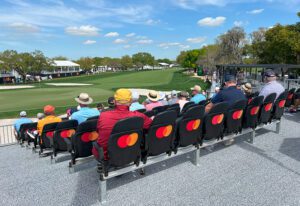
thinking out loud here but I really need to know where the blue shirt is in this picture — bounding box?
[211,86,246,106]
[191,94,206,104]
[71,107,100,124]
[130,102,145,111]
[14,118,33,132]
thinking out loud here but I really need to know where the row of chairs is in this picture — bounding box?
[18,90,287,171]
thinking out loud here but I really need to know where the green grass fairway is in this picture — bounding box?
[0,69,209,119]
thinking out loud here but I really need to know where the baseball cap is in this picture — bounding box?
[171,90,177,96]
[44,105,55,114]
[20,111,27,117]
[190,85,202,92]
[114,89,132,104]
[224,75,236,82]
[264,69,276,77]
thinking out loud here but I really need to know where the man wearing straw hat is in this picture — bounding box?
[93,89,152,159]
[71,93,100,124]
[144,90,163,111]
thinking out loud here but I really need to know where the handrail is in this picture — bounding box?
[0,124,17,146]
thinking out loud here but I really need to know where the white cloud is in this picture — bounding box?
[114,38,127,44]
[158,42,190,50]
[123,45,131,48]
[186,36,206,43]
[136,35,147,39]
[83,40,96,44]
[247,9,264,14]
[104,32,119,37]
[65,25,100,36]
[197,16,226,27]
[126,32,136,37]
[9,22,39,33]
[234,21,243,27]
[179,44,190,49]
[145,19,160,25]
[172,0,227,9]
[137,39,153,44]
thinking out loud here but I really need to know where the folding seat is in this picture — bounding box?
[243,96,264,129]
[202,102,229,141]
[52,120,78,157]
[174,105,204,150]
[142,110,177,163]
[18,122,37,145]
[285,88,296,107]
[153,105,168,114]
[144,110,156,118]
[70,119,98,164]
[39,122,58,155]
[259,93,276,124]
[136,108,146,113]
[272,91,288,120]
[181,102,195,114]
[199,100,207,106]
[167,103,180,116]
[225,100,247,134]
[86,115,99,121]
[93,117,144,177]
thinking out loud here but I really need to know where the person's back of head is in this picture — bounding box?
[19,111,27,118]
[264,69,277,83]
[224,75,237,87]
[97,103,104,111]
[114,89,132,106]
[107,96,115,108]
[37,112,45,120]
[75,93,93,108]
[44,105,56,116]
[179,91,189,100]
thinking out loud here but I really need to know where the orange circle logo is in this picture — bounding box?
[212,114,224,125]
[232,110,243,120]
[186,119,201,131]
[156,125,173,139]
[117,133,139,148]
[81,131,99,142]
[60,129,76,138]
[250,106,259,115]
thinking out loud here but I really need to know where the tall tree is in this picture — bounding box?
[132,52,155,69]
[76,57,94,71]
[120,55,133,70]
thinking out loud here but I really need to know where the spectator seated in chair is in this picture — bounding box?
[70,93,100,124]
[144,90,163,111]
[37,105,62,136]
[259,69,285,100]
[190,85,206,104]
[289,91,300,113]
[242,83,254,102]
[130,91,145,111]
[168,90,179,105]
[92,89,153,160]
[177,91,190,111]
[14,111,33,139]
[102,97,115,112]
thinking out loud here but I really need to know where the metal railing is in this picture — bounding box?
[284,79,300,90]
[0,124,17,146]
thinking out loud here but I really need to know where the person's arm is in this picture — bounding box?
[205,102,214,113]
[141,114,153,129]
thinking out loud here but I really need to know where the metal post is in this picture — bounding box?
[276,121,281,134]
[247,130,255,144]
[99,179,107,204]
[191,149,200,166]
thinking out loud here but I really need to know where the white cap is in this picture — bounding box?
[159,92,166,100]
[20,111,27,117]
[171,90,177,96]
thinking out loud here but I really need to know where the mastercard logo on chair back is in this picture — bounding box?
[117,133,139,148]
[81,131,99,142]
[156,125,173,139]
[186,119,201,131]
[60,129,76,138]
[46,131,54,138]
[232,110,243,120]
[212,114,224,125]
[287,94,293,100]
[264,103,273,112]
[250,106,260,115]
[278,100,286,108]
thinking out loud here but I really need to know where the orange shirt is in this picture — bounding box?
[37,115,62,135]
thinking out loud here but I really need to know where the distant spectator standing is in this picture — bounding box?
[159,92,169,106]
[259,69,285,99]
[37,105,62,135]
[145,90,163,111]
[190,85,206,104]
[168,90,179,105]
[177,91,190,111]
[130,91,145,111]
[14,111,33,136]
[71,93,100,124]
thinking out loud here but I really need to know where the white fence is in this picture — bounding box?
[0,124,17,146]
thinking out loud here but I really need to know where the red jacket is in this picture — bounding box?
[92,105,152,159]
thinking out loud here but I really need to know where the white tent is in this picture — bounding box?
[51,60,80,67]
[43,60,81,75]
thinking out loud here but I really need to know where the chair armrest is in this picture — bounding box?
[92,141,105,162]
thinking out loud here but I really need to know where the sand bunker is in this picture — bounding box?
[130,89,178,96]
[0,85,35,90]
[46,83,92,86]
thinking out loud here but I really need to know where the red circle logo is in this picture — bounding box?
[232,110,243,120]
[156,125,173,139]
[250,106,259,115]
[117,133,139,148]
[212,114,224,125]
[186,119,201,131]
[81,131,99,142]
[278,100,286,108]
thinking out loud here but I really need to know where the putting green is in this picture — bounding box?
[0,69,208,119]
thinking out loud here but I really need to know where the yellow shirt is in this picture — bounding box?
[37,115,62,135]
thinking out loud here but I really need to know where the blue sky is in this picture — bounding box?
[0,0,299,60]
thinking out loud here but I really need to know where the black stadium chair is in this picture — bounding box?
[199,100,207,106]
[272,91,288,120]
[225,99,247,134]
[94,117,144,177]
[181,102,195,113]
[52,120,78,156]
[243,96,264,129]
[144,110,156,118]
[202,102,229,141]
[39,122,59,155]
[174,105,204,150]
[86,115,99,121]
[18,122,37,145]
[136,108,146,113]
[167,103,180,116]
[259,93,276,124]
[142,110,177,163]
[70,119,98,164]
[152,105,168,114]
[285,88,295,107]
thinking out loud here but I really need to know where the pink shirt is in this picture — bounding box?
[178,99,189,111]
[145,101,163,111]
